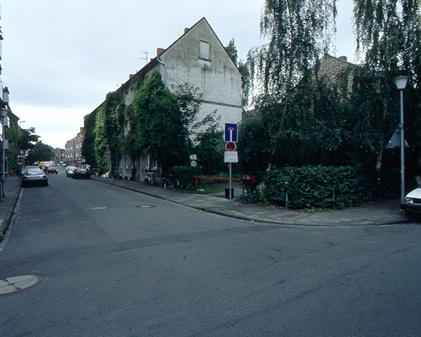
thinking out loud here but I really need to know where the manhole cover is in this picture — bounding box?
[0,274,47,296]
[136,205,155,208]
[91,206,109,210]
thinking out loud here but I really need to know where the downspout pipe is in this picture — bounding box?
[156,57,167,89]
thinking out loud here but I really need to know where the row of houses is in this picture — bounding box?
[63,17,355,180]
[64,17,243,179]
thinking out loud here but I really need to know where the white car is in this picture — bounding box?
[21,168,48,187]
[401,186,421,218]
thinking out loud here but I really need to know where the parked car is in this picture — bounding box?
[72,167,91,179]
[21,168,48,187]
[65,166,77,177]
[46,165,58,174]
[401,186,421,219]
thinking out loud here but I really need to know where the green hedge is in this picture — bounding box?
[262,165,369,209]
[168,166,197,190]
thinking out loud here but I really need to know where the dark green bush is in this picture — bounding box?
[168,166,197,190]
[262,165,369,209]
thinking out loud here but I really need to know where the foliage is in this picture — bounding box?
[238,111,269,176]
[193,129,225,175]
[225,39,238,65]
[93,109,109,175]
[240,70,360,171]
[81,112,97,169]
[246,0,337,96]
[167,166,197,190]
[172,82,205,141]
[26,142,53,164]
[103,91,125,177]
[263,165,368,209]
[6,113,22,171]
[17,127,40,151]
[238,0,421,201]
[353,0,421,177]
[128,71,190,172]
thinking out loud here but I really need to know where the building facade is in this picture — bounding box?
[64,128,84,167]
[66,17,243,180]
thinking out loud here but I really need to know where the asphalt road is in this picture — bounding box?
[1,172,420,336]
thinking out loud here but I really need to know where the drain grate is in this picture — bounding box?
[0,274,47,296]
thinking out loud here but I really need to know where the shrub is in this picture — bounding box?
[167,166,197,190]
[262,165,369,209]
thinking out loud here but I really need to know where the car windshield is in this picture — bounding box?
[25,170,44,175]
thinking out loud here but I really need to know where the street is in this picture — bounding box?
[1,172,421,336]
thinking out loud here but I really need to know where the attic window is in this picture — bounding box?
[199,40,210,60]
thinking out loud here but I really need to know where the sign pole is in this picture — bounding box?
[229,163,232,209]
[224,123,238,210]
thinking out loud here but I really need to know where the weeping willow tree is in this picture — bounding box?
[242,0,338,170]
[247,0,337,97]
[352,0,421,173]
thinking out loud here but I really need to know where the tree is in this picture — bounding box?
[26,142,53,165]
[240,0,339,170]
[238,111,270,176]
[247,0,337,96]
[353,0,421,173]
[225,39,251,107]
[225,39,238,65]
[18,127,40,152]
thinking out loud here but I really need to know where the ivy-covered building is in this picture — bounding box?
[75,17,242,180]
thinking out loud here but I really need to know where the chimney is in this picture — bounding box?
[338,56,347,62]
[184,28,190,34]
[157,48,166,56]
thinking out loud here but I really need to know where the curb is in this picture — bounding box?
[91,176,411,227]
[0,184,22,236]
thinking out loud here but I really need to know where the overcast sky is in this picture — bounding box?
[1,0,355,149]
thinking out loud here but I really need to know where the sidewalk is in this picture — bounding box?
[91,176,411,227]
[0,176,22,236]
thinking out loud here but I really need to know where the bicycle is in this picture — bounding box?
[163,174,179,190]
[144,169,159,186]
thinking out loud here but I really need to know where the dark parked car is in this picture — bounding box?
[21,168,48,187]
[72,167,91,179]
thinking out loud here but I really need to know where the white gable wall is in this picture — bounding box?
[158,19,242,129]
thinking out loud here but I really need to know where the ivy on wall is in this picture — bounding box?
[82,70,214,176]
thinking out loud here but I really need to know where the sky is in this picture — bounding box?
[1,0,356,149]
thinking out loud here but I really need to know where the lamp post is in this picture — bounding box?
[0,107,8,198]
[394,75,409,204]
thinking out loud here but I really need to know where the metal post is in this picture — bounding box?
[229,163,232,209]
[399,89,405,204]
[2,117,5,197]
[394,75,409,205]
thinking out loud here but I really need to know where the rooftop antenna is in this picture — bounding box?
[139,51,148,65]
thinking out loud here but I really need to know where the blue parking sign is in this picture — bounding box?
[225,123,238,142]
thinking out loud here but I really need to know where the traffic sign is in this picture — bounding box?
[225,142,237,151]
[224,123,238,142]
[224,151,238,163]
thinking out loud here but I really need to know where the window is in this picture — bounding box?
[199,40,210,60]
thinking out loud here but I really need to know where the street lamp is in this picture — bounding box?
[394,75,409,204]
[0,107,8,198]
